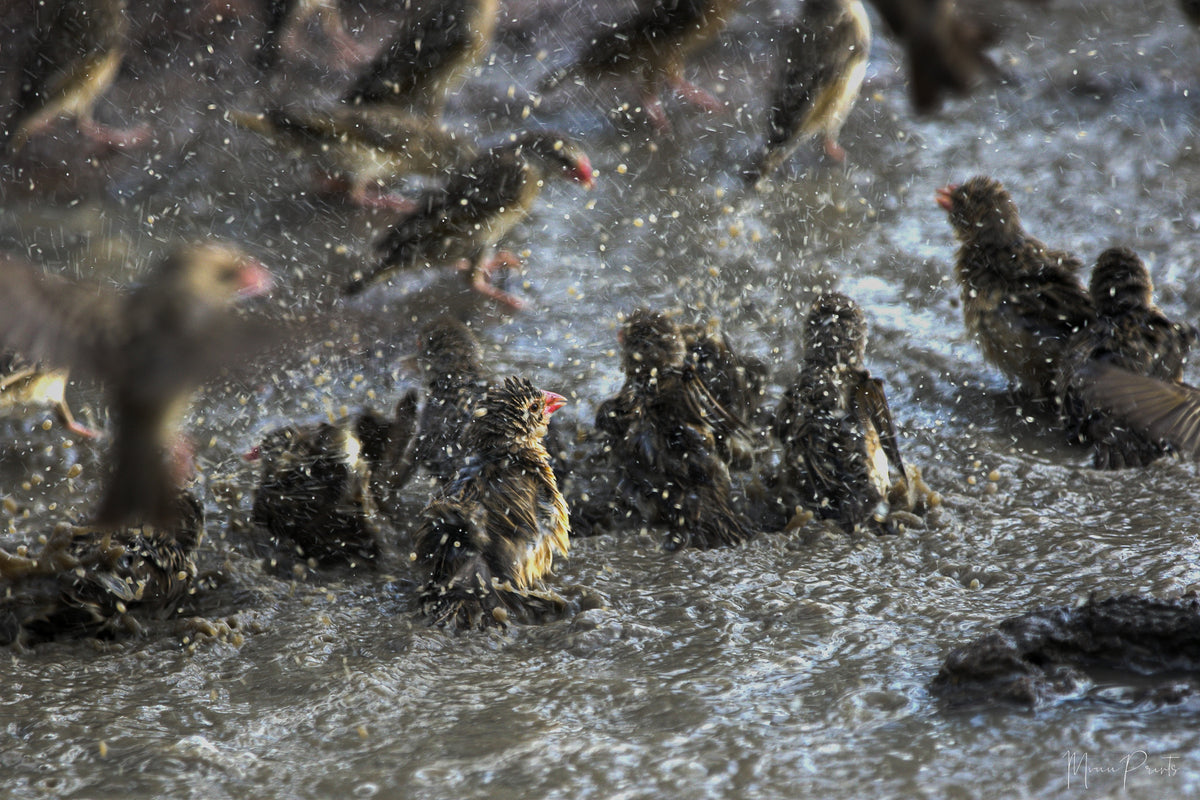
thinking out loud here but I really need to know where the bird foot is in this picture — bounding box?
[349,185,416,213]
[79,118,151,151]
[669,79,723,114]
[57,404,102,440]
[823,137,847,163]
[459,254,525,311]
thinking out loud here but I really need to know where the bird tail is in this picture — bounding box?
[664,502,756,552]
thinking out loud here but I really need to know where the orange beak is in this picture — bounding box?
[935,184,957,213]
[237,257,274,298]
[542,391,567,415]
[571,154,596,189]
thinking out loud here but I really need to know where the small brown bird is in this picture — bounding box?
[343,131,595,308]
[343,0,500,118]
[228,105,476,210]
[1058,247,1200,469]
[0,492,202,647]
[254,0,370,72]
[2,0,149,154]
[865,0,997,113]
[597,309,755,551]
[0,243,274,528]
[0,352,99,439]
[744,0,871,186]
[938,176,1095,402]
[772,293,910,533]
[250,414,387,566]
[412,376,570,629]
[392,317,491,489]
[538,0,742,131]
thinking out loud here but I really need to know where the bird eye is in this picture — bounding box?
[219,266,241,283]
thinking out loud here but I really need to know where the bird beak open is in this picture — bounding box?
[571,155,596,189]
[542,391,567,415]
[935,184,957,212]
[237,258,275,299]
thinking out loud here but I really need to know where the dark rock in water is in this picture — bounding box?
[0,492,203,647]
[931,593,1200,708]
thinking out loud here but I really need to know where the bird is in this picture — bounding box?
[254,0,370,72]
[679,318,769,468]
[0,352,99,439]
[937,176,1095,402]
[0,491,203,647]
[0,242,275,528]
[596,308,755,551]
[744,0,871,186]
[391,317,491,489]
[772,293,911,534]
[537,0,743,131]
[249,412,394,566]
[864,0,998,113]
[227,105,476,210]
[2,0,149,155]
[411,376,570,630]
[342,131,595,308]
[1058,247,1200,469]
[342,0,500,118]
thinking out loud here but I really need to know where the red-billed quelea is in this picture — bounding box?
[343,131,595,309]
[0,242,274,528]
[937,175,1095,402]
[412,376,570,630]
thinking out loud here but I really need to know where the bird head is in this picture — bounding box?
[512,132,596,189]
[468,376,563,451]
[417,316,484,383]
[1090,247,1154,316]
[803,292,868,369]
[620,308,686,380]
[156,241,274,310]
[936,176,1021,241]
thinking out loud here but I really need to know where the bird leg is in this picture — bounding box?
[458,252,525,311]
[78,114,152,151]
[639,92,671,134]
[668,76,723,114]
[55,400,101,440]
[823,136,847,163]
[348,182,416,213]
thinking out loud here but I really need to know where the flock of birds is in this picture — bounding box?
[0,0,1196,643]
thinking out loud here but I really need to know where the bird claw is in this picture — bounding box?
[823,137,847,163]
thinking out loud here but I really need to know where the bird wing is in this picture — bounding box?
[343,0,476,106]
[1077,362,1200,458]
[852,375,906,477]
[0,253,125,381]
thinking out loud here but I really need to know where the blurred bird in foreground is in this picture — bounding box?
[392,317,491,490]
[596,309,756,551]
[0,492,202,647]
[0,243,275,528]
[938,175,1095,403]
[254,0,371,72]
[865,0,998,112]
[537,0,742,131]
[228,105,476,210]
[1058,247,1200,469]
[343,0,500,118]
[772,293,919,534]
[744,0,871,186]
[412,376,570,630]
[0,352,99,439]
[2,0,149,154]
[343,131,595,309]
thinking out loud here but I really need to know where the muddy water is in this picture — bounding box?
[3,0,1200,797]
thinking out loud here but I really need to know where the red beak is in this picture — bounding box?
[935,184,957,212]
[571,154,596,189]
[542,391,567,415]
[237,258,274,298]
[244,445,261,461]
